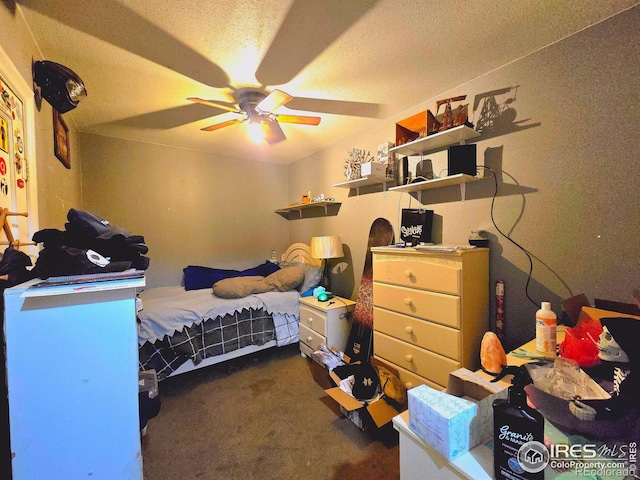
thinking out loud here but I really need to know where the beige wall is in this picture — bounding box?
[79,134,291,287]
[4,2,639,350]
[0,2,83,230]
[288,6,640,349]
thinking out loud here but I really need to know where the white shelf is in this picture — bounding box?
[275,200,341,219]
[389,173,482,202]
[390,125,480,156]
[333,175,396,197]
[389,174,480,193]
[333,175,394,189]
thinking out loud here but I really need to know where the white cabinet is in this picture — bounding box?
[4,277,145,479]
[298,296,355,357]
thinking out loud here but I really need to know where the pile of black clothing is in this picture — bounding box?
[31,208,150,279]
[0,245,34,287]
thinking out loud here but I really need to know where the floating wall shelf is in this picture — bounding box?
[390,124,480,156]
[389,173,482,202]
[275,200,341,220]
[332,175,396,198]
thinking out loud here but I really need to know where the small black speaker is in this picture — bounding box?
[448,144,477,176]
[394,156,410,185]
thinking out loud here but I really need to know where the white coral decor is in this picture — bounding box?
[344,148,373,181]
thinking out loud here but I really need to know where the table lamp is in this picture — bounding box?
[310,235,344,292]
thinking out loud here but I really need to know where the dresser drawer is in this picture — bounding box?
[373,283,460,328]
[374,307,460,360]
[374,331,460,387]
[299,305,326,336]
[299,323,325,351]
[373,355,443,391]
[374,257,460,294]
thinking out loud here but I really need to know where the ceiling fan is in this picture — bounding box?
[187,88,321,144]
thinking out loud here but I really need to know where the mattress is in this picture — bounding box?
[136,286,300,379]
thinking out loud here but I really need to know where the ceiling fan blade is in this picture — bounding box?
[275,114,321,126]
[255,0,379,86]
[18,0,230,88]
[201,118,243,132]
[261,118,287,144]
[255,89,293,114]
[187,97,239,113]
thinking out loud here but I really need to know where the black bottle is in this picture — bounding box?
[492,366,545,479]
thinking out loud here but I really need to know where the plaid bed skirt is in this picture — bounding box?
[138,308,275,380]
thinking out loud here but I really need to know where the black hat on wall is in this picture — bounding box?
[32,60,87,113]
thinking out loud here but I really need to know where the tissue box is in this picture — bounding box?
[408,384,477,460]
[446,368,508,448]
[360,161,386,177]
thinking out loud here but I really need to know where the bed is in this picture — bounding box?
[137,243,321,380]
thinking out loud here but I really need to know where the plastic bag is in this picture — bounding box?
[558,316,602,368]
[527,357,610,400]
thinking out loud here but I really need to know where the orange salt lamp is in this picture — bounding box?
[480,331,507,374]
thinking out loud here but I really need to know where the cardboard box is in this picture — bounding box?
[360,161,386,177]
[395,111,426,146]
[446,368,508,448]
[308,356,334,390]
[324,357,403,432]
[309,348,344,390]
[408,384,477,460]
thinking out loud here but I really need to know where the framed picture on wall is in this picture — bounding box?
[53,109,70,169]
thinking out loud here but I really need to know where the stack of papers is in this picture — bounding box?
[414,244,477,252]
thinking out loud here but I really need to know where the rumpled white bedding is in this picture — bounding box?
[137,286,300,345]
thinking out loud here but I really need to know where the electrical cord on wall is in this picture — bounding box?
[481,166,539,308]
[393,164,538,307]
[329,296,353,321]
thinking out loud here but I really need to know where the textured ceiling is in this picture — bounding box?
[15,0,638,164]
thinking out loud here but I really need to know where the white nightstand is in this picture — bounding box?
[298,295,355,358]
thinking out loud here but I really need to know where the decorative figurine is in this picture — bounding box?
[427,95,473,135]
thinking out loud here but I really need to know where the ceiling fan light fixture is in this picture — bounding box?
[247,121,265,143]
[189,87,319,145]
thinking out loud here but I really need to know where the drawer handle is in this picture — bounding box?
[404,354,413,363]
[307,336,313,343]
[404,298,412,306]
[404,326,413,335]
[307,318,313,325]
[405,382,413,389]
[404,269,412,277]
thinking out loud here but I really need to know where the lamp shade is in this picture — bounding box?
[310,236,344,259]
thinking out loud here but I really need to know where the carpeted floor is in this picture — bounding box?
[141,344,400,480]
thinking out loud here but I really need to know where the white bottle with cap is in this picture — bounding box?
[535,302,557,354]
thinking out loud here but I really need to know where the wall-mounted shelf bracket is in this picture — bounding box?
[275,200,341,220]
[389,173,482,203]
[333,175,395,199]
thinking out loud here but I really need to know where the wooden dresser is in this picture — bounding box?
[371,247,489,390]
